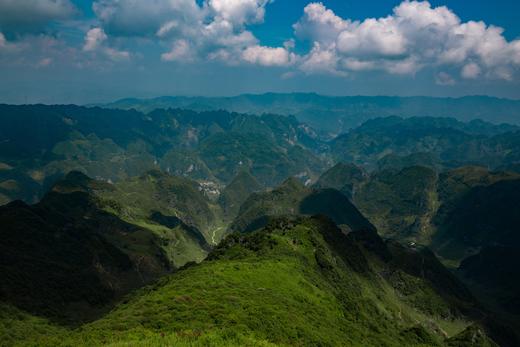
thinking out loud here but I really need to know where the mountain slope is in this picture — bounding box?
[218,170,263,220]
[56,170,220,267]
[0,188,169,323]
[4,216,509,346]
[312,162,366,199]
[331,116,520,170]
[0,105,326,204]
[231,178,374,233]
[315,164,520,251]
[314,163,520,324]
[353,166,438,242]
[0,169,239,325]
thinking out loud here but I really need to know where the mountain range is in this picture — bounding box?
[1,100,520,346]
[102,93,520,135]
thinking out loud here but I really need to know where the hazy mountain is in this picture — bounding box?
[102,93,520,135]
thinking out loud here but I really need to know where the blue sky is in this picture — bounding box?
[1,0,519,103]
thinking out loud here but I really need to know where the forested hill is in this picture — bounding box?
[0,104,326,204]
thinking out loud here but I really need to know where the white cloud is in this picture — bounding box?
[299,43,344,76]
[336,18,407,58]
[0,33,80,68]
[0,32,8,49]
[5,0,519,84]
[83,27,107,52]
[461,63,481,79]
[105,47,130,61]
[242,45,294,67]
[93,0,201,37]
[435,72,455,85]
[0,0,76,33]
[92,0,287,67]
[294,1,520,81]
[161,39,193,62]
[209,0,270,26]
[83,27,129,61]
[293,2,349,46]
[37,57,53,67]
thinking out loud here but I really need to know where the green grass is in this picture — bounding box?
[2,217,492,347]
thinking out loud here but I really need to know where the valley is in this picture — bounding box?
[3,0,520,345]
[1,102,520,346]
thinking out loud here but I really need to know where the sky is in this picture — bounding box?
[0,0,519,104]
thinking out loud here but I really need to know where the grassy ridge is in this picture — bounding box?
[2,217,499,346]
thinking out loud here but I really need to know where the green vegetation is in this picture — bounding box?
[1,216,504,346]
[331,116,520,170]
[0,189,169,323]
[0,170,222,324]
[2,102,520,346]
[0,105,326,204]
[353,166,438,243]
[219,170,263,220]
[231,178,374,233]
[313,162,365,199]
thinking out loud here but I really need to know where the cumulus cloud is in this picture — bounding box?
[93,0,201,37]
[242,45,294,67]
[83,27,107,52]
[208,0,271,26]
[0,33,79,69]
[92,0,291,67]
[435,72,455,86]
[4,0,519,84]
[293,2,350,46]
[0,32,10,50]
[300,43,343,75]
[161,39,193,62]
[461,63,481,79]
[294,1,520,81]
[83,27,129,61]
[0,0,76,33]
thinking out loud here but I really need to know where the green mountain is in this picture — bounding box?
[312,162,366,199]
[331,116,520,170]
[59,170,225,266]
[314,163,440,242]
[102,93,520,135]
[231,178,374,233]
[377,152,443,172]
[435,178,520,318]
[3,216,513,346]
[432,170,520,258]
[2,101,520,346]
[0,105,326,205]
[0,169,240,326]
[218,170,263,220]
[0,183,170,323]
[353,166,439,242]
[459,246,520,317]
[314,163,520,321]
[316,164,520,254]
